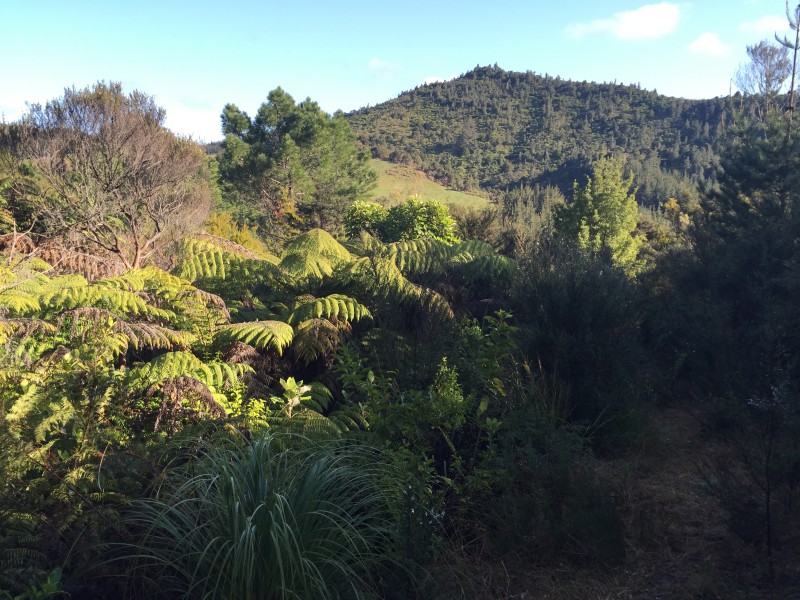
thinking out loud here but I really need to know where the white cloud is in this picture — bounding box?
[739,15,789,35]
[688,32,730,57]
[367,58,397,78]
[565,2,680,41]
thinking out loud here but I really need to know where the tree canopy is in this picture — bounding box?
[219,88,376,237]
[2,82,212,271]
[554,156,643,271]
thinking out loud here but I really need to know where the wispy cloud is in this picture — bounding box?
[565,2,680,41]
[688,32,730,57]
[367,58,397,80]
[739,15,789,35]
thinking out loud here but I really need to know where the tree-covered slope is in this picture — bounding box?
[347,65,754,206]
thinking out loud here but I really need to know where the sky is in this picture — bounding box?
[0,0,795,142]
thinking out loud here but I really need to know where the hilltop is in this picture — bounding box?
[347,65,754,207]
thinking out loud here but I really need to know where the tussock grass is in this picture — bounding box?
[117,433,408,599]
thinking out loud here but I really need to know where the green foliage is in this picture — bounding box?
[215,320,294,354]
[287,294,372,326]
[512,240,644,446]
[554,156,643,272]
[119,433,409,599]
[343,199,388,238]
[219,89,377,235]
[380,196,460,244]
[348,65,747,204]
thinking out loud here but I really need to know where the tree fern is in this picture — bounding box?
[279,251,334,280]
[174,236,286,294]
[126,350,252,393]
[291,318,342,364]
[287,294,372,326]
[215,320,294,354]
[283,228,352,264]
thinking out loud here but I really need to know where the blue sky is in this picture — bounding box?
[0,1,794,141]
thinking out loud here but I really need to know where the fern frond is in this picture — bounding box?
[127,351,251,391]
[338,256,408,299]
[279,251,334,280]
[39,286,175,321]
[264,410,342,437]
[175,238,285,288]
[283,228,352,264]
[0,291,40,316]
[114,321,197,351]
[0,317,56,340]
[302,382,334,413]
[450,239,497,257]
[455,253,519,279]
[342,230,382,256]
[328,404,370,433]
[215,321,294,354]
[197,361,253,391]
[291,318,341,363]
[192,233,280,263]
[287,294,372,326]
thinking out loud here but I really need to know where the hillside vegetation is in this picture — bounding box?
[2,43,800,599]
[348,65,755,208]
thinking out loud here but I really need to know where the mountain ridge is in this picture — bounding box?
[346,64,755,207]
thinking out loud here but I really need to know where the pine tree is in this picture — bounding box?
[554,157,642,272]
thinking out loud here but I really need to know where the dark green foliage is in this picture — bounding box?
[347,65,753,205]
[117,433,412,599]
[219,88,376,236]
[511,240,644,448]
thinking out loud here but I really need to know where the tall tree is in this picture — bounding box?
[4,82,212,270]
[735,40,792,118]
[219,89,376,237]
[554,156,642,272]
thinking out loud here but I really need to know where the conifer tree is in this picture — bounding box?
[554,157,642,272]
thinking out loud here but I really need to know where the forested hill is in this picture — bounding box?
[346,64,754,206]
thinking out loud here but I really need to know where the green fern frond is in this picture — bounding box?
[0,291,40,316]
[114,321,197,351]
[127,351,205,389]
[328,404,370,433]
[342,230,382,256]
[287,294,372,326]
[175,238,284,287]
[279,251,334,280]
[197,361,253,391]
[454,253,519,280]
[450,239,497,257]
[408,285,455,319]
[302,382,334,414]
[264,410,342,437]
[283,228,352,264]
[291,318,341,363]
[192,233,280,263]
[338,256,408,299]
[215,321,294,354]
[127,351,251,392]
[38,286,174,321]
[176,288,232,322]
[383,238,447,257]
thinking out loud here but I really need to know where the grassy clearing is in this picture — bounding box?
[369,159,490,210]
